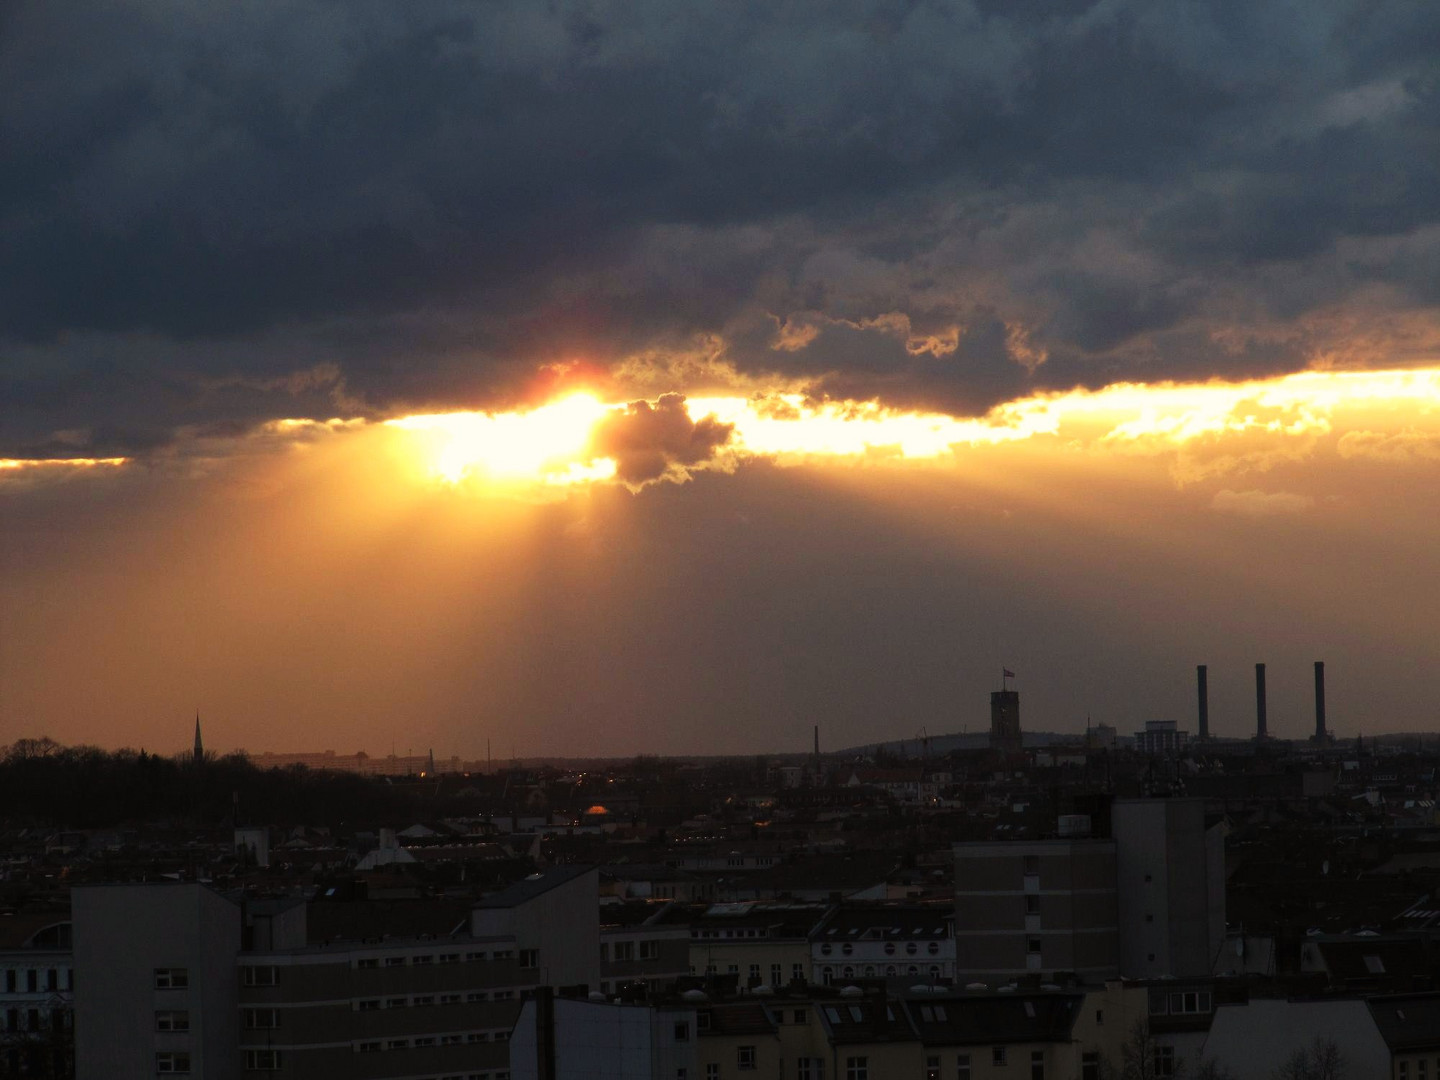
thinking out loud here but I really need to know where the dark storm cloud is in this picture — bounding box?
[590,394,734,487]
[4,0,1440,456]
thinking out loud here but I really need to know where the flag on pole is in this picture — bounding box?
[1003,668,1016,679]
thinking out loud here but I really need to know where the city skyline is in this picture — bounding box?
[4,2,1440,755]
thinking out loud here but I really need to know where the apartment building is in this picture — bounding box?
[599,915,691,995]
[660,902,824,988]
[953,838,1120,983]
[810,904,955,986]
[1111,798,1225,979]
[0,911,74,1076]
[72,866,600,1080]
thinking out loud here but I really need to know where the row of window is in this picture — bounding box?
[819,942,941,956]
[157,1055,512,1079]
[356,989,515,1010]
[1,968,70,994]
[357,1030,509,1051]
[699,963,808,984]
[1399,1059,1440,1080]
[353,949,515,970]
[602,940,660,961]
[3,1007,70,1033]
[691,928,768,939]
[819,964,943,981]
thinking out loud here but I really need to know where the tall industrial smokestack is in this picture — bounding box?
[1314,661,1326,742]
[1197,665,1209,740]
[813,725,819,757]
[1255,663,1267,739]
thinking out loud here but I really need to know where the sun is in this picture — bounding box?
[385,393,615,484]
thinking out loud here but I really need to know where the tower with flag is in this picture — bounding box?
[989,669,1022,755]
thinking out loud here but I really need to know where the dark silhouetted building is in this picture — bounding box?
[989,690,1022,755]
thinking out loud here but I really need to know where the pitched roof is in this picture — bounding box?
[1368,993,1440,1052]
[473,864,595,909]
[905,994,1083,1046]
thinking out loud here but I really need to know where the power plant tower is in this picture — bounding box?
[1196,665,1209,740]
[1314,661,1327,742]
[1255,663,1268,740]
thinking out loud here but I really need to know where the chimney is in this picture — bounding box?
[1255,663,1267,739]
[813,725,820,757]
[1197,665,1209,740]
[1314,661,1326,742]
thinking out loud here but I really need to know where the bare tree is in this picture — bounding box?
[1119,1019,1186,1080]
[1192,1060,1238,1080]
[1270,1038,1346,1080]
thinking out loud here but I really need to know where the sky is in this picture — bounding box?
[3,0,1439,757]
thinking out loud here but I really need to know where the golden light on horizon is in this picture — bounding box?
[6,366,1439,492]
[385,393,613,484]
[376,365,1440,490]
[0,456,130,472]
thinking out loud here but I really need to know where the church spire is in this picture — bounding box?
[193,711,204,765]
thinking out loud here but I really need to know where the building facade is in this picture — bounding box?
[953,839,1120,984]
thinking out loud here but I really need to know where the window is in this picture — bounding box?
[1082,1053,1100,1080]
[678,1070,688,1080]
[928,941,940,955]
[241,966,277,987]
[519,949,539,969]
[993,1047,1007,1066]
[45,970,57,992]
[1025,894,1041,915]
[793,1009,807,1024]
[738,1045,757,1070]
[675,1021,690,1041]
[3,971,11,993]
[749,964,761,983]
[386,997,408,1009]
[357,999,381,1011]
[441,993,462,1004]
[640,940,660,961]
[466,951,488,961]
[842,944,854,956]
[1027,937,1042,954]
[927,1055,942,1080]
[707,1067,720,1080]
[1023,856,1039,874]
[357,958,379,969]
[415,1037,436,1047]
[1154,1047,1176,1078]
[412,955,434,965]
[905,943,917,955]
[244,1050,281,1070]
[243,1008,278,1029]
[155,1010,190,1032]
[957,1055,971,1080]
[414,995,435,1006]
[25,971,36,993]
[154,968,189,989]
[845,1057,868,1080]
[772,964,783,985]
[1031,1050,1045,1080]
[358,1041,381,1053]
[388,1039,410,1050]
[698,1012,712,1032]
[613,942,635,962]
[792,963,805,982]
[156,1053,191,1074]
[440,952,460,964]
[1418,1060,1427,1080]
[1095,1009,1104,1026]
[1398,1065,1408,1080]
